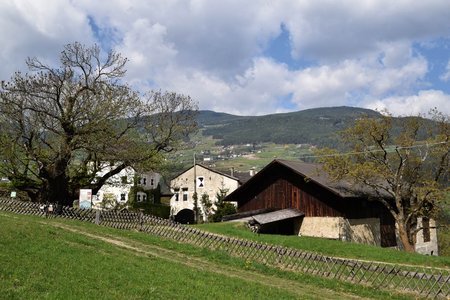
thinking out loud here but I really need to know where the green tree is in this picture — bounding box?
[315,111,449,252]
[200,192,213,222]
[211,188,236,222]
[100,193,118,210]
[0,42,197,206]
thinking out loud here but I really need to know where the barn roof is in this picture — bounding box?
[225,159,390,202]
[274,159,357,197]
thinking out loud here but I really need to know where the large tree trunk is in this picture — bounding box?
[47,175,72,207]
[40,156,72,207]
[397,220,415,252]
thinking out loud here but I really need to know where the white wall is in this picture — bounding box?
[138,172,161,190]
[93,165,135,209]
[92,165,162,209]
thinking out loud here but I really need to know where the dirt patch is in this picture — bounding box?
[242,153,258,160]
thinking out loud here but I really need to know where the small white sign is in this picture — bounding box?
[79,189,92,209]
[10,191,16,198]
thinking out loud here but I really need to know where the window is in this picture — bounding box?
[137,192,148,202]
[143,177,147,185]
[423,217,430,242]
[197,176,205,188]
[120,193,126,201]
[174,188,180,201]
[150,178,154,186]
[182,188,188,201]
[121,176,128,184]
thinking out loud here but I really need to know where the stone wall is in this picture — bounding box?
[415,217,439,256]
[345,218,381,246]
[299,217,343,239]
[298,217,381,246]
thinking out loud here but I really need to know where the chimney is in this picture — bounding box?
[230,167,234,177]
[249,168,255,176]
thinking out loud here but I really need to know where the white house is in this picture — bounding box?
[170,164,240,223]
[92,163,162,209]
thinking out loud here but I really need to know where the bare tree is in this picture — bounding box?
[0,42,197,206]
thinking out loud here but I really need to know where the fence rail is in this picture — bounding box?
[0,198,448,298]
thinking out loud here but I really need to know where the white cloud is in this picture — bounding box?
[1,0,450,117]
[74,0,282,77]
[144,51,430,116]
[149,57,292,115]
[363,90,450,116]
[116,19,177,85]
[283,49,428,110]
[0,0,94,80]
[283,1,450,62]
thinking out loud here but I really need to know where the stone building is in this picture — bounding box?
[170,164,240,223]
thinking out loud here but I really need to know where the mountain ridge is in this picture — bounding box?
[197,106,381,147]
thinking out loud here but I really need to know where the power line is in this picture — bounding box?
[300,141,449,159]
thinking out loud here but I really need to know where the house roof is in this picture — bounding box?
[252,208,304,225]
[231,171,253,184]
[225,159,390,202]
[171,163,241,183]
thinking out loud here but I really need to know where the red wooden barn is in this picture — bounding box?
[224,159,397,247]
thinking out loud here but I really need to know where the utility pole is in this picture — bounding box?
[193,153,198,223]
[193,153,197,195]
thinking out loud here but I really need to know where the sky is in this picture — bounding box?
[1,0,450,116]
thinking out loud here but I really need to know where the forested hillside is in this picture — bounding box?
[198,106,380,147]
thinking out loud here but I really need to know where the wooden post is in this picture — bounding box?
[95,210,101,225]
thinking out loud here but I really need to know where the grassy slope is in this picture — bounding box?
[196,222,450,268]
[0,212,412,300]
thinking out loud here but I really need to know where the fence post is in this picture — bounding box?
[95,210,101,225]
[139,211,144,231]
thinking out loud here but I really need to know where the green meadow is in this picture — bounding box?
[0,212,437,299]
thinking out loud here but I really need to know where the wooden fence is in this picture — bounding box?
[0,198,448,299]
